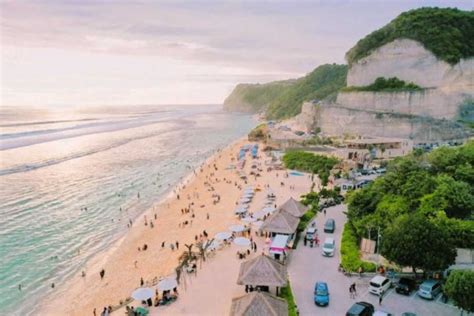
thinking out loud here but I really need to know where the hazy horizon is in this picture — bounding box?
[1,0,471,107]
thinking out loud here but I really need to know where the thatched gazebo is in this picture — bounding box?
[230,291,288,316]
[237,254,287,294]
[278,197,308,218]
[261,209,299,237]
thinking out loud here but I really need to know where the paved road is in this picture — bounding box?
[288,204,463,316]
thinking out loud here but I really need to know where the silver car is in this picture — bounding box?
[417,280,442,300]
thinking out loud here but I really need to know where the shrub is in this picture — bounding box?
[282,151,339,186]
[340,223,376,272]
[279,281,298,316]
[341,77,423,92]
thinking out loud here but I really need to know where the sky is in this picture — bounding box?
[0,0,471,107]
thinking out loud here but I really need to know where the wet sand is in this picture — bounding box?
[40,138,313,315]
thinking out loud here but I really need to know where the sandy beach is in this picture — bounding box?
[40,137,313,315]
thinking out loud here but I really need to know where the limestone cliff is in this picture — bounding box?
[296,39,473,142]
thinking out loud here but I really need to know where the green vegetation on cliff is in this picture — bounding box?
[266,64,348,119]
[223,80,294,113]
[346,8,474,65]
[224,64,347,119]
[342,77,423,92]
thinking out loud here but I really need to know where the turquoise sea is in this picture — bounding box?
[0,104,255,315]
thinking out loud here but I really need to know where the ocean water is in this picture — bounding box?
[0,104,255,315]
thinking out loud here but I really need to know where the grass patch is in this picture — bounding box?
[341,77,423,92]
[340,223,377,272]
[279,281,298,316]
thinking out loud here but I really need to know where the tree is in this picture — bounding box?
[434,175,474,219]
[381,214,456,274]
[444,270,474,315]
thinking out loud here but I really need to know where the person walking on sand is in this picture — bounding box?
[100,269,105,280]
[175,241,179,250]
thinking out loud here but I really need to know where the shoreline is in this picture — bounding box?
[38,136,253,315]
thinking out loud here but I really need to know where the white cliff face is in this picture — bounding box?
[336,89,467,120]
[347,39,474,92]
[305,39,474,142]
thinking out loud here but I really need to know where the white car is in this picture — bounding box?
[321,237,335,257]
[369,276,391,295]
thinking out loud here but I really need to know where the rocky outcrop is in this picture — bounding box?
[299,39,473,142]
[347,39,474,92]
[336,89,467,120]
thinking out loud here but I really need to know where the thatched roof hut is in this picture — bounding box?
[237,254,288,287]
[261,209,299,235]
[230,291,288,316]
[279,197,307,218]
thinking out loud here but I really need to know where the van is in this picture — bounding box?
[322,237,335,257]
[324,218,335,233]
[417,280,441,300]
[368,276,391,295]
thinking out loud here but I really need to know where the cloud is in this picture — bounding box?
[1,0,471,106]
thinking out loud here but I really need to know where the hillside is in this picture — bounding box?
[223,80,294,113]
[346,7,474,65]
[224,64,347,119]
[265,64,348,119]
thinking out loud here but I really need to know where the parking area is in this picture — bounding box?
[288,204,463,316]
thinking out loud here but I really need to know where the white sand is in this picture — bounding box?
[40,138,313,315]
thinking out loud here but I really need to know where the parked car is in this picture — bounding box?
[395,277,416,295]
[369,276,391,295]
[417,280,442,300]
[305,227,317,241]
[324,218,335,233]
[346,301,374,316]
[314,281,329,306]
[322,237,335,257]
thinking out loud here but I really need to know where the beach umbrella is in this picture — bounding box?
[234,237,251,247]
[131,287,154,300]
[241,216,257,223]
[242,192,254,197]
[243,188,254,193]
[253,210,268,219]
[157,277,178,291]
[234,207,248,214]
[229,224,246,233]
[239,197,251,204]
[262,206,276,213]
[252,220,263,229]
[214,231,232,240]
[207,239,222,250]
